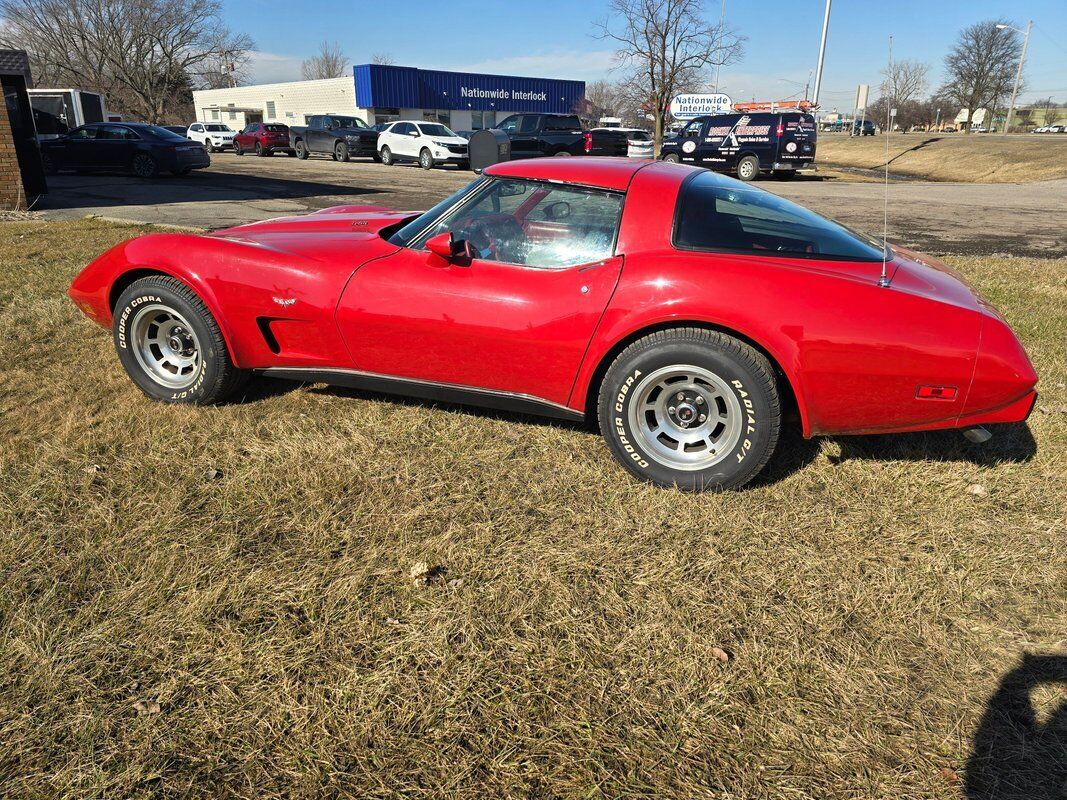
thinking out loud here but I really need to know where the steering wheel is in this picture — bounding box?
[457,215,527,263]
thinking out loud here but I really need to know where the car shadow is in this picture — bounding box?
[236,378,1034,482]
[965,654,1067,800]
[34,169,385,213]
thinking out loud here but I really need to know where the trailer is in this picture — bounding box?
[28,89,107,139]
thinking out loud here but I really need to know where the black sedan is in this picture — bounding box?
[40,122,210,178]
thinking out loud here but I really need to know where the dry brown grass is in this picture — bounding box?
[1,219,1065,799]
[817,134,1067,182]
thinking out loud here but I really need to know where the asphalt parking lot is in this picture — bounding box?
[35,151,1067,257]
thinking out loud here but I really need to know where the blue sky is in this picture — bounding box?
[231,0,1067,108]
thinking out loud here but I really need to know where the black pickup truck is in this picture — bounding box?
[494,113,629,158]
[290,115,380,162]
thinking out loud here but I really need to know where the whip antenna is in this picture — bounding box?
[879,34,893,288]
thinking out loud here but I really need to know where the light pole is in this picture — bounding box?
[996,20,1032,135]
[712,0,728,92]
[811,0,832,107]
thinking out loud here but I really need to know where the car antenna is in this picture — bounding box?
[879,34,893,288]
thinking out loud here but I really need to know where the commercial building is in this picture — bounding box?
[191,64,585,131]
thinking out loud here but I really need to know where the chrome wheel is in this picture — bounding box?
[627,365,743,471]
[130,303,201,388]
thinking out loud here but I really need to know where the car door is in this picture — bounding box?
[510,115,542,157]
[390,122,413,158]
[59,125,98,168]
[335,177,626,406]
[188,123,204,145]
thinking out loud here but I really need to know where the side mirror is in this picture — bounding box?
[425,232,473,265]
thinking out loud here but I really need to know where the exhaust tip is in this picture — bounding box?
[962,426,993,444]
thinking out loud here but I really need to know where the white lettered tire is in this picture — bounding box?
[113,276,248,404]
[598,328,781,490]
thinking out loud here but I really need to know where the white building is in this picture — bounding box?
[192,77,360,129]
[191,65,586,132]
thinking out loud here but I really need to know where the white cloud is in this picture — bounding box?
[246,50,305,84]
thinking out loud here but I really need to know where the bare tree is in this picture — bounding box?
[301,40,348,80]
[584,80,623,120]
[878,59,929,106]
[370,52,395,66]
[1040,98,1059,126]
[0,0,252,122]
[938,19,1024,133]
[596,0,744,152]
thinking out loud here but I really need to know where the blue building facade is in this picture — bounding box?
[353,64,585,130]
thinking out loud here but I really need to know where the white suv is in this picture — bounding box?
[377,121,469,169]
[187,122,236,152]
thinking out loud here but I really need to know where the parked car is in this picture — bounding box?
[289,115,379,162]
[162,125,188,138]
[377,121,469,169]
[40,122,209,177]
[1050,125,1066,134]
[186,122,235,152]
[661,112,817,181]
[234,122,295,157]
[852,119,876,136]
[493,113,630,158]
[68,158,1037,491]
[594,127,654,159]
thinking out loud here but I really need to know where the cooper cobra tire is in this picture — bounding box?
[598,328,780,491]
[113,276,248,405]
[661,153,681,163]
[737,155,760,182]
[296,140,309,159]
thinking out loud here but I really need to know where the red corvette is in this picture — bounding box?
[68,158,1037,489]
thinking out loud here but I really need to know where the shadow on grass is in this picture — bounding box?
[965,654,1067,800]
[829,424,1037,467]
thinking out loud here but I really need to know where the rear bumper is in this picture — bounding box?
[772,161,816,171]
[955,390,1037,428]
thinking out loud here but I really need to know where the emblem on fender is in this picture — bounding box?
[272,297,296,307]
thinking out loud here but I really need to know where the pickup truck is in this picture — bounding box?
[493,113,629,158]
[290,114,380,162]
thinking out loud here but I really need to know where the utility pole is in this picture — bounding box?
[999,20,1032,135]
[712,0,727,92]
[811,0,832,108]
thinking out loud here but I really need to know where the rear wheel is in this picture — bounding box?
[736,155,760,182]
[296,140,309,159]
[131,153,158,178]
[255,142,265,157]
[113,276,248,404]
[335,141,350,162]
[419,148,434,170]
[380,145,393,166]
[597,328,781,491]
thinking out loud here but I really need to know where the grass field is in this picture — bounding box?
[817,134,1067,183]
[1,219,1064,799]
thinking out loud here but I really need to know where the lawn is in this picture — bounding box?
[1,219,1064,799]
[817,133,1067,182]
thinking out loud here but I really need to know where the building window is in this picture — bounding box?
[265,101,276,118]
[228,103,236,121]
[423,109,450,125]
[210,108,219,120]
[472,110,496,130]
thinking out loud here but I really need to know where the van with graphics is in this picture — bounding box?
[660,112,816,181]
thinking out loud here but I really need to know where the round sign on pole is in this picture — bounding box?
[670,93,733,120]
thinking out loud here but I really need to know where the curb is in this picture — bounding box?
[84,214,207,232]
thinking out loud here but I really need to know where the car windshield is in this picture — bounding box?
[205,124,231,132]
[418,123,457,137]
[676,172,887,261]
[387,179,488,247]
[143,125,189,141]
[331,117,367,129]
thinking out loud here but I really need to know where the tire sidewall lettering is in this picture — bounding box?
[116,294,161,350]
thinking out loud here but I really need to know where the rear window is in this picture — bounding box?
[264,124,287,132]
[544,115,581,131]
[675,172,885,261]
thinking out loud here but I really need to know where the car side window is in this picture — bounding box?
[68,126,96,140]
[497,115,520,133]
[681,119,704,138]
[416,178,623,269]
[518,115,541,134]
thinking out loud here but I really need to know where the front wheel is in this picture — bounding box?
[113,276,248,405]
[661,153,681,163]
[597,328,781,491]
[234,142,244,156]
[255,142,265,157]
[295,140,309,159]
[335,142,350,162]
[736,155,760,182]
[380,145,393,166]
[419,148,434,170]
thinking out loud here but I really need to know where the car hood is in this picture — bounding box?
[429,136,468,145]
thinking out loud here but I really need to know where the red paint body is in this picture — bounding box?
[233,123,294,154]
[68,158,1038,436]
